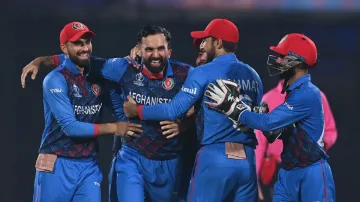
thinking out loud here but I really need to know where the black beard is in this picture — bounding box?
[143,58,166,74]
[279,67,296,80]
[68,54,90,68]
[206,45,216,62]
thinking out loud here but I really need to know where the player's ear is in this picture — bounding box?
[60,44,68,55]
[217,39,224,50]
[167,49,172,58]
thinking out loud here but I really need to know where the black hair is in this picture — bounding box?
[211,37,237,53]
[137,25,172,49]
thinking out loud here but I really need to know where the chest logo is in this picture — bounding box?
[162,78,175,90]
[91,84,101,96]
[134,72,145,86]
[72,84,82,98]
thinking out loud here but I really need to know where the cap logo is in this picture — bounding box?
[72,22,85,30]
[278,35,288,45]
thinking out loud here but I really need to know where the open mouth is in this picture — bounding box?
[78,52,90,59]
[150,59,161,67]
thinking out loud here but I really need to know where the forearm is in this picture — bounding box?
[34,56,58,68]
[62,122,115,137]
[96,123,117,135]
[140,92,198,121]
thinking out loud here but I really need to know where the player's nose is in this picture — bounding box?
[152,49,160,57]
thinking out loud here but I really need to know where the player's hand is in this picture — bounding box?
[21,60,41,88]
[123,96,139,118]
[115,122,142,138]
[115,122,129,137]
[186,106,195,117]
[130,45,141,59]
[253,102,269,114]
[126,123,143,138]
[160,120,180,139]
[125,45,141,69]
[204,78,251,122]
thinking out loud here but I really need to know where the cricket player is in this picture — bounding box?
[256,80,338,201]
[177,38,208,202]
[32,22,128,202]
[22,25,193,202]
[205,33,336,202]
[123,18,263,201]
[194,38,207,66]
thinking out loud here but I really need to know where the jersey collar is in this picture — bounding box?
[212,53,237,62]
[140,58,173,80]
[287,74,311,91]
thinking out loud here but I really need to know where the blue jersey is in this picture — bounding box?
[139,54,263,147]
[54,55,124,155]
[95,57,194,160]
[240,74,328,169]
[39,58,106,158]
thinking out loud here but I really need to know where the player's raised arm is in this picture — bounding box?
[43,72,117,137]
[21,53,138,87]
[205,78,313,131]
[239,88,312,131]
[21,54,66,88]
[124,68,207,121]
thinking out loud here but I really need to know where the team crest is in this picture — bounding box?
[72,22,85,30]
[91,84,101,96]
[162,78,175,90]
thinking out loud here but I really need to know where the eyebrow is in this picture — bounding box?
[145,45,165,50]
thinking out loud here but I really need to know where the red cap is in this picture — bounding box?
[60,22,95,45]
[270,33,317,66]
[190,18,239,43]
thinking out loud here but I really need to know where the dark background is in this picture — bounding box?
[4,1,360,201]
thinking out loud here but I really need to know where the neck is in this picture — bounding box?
[215,50,231,58]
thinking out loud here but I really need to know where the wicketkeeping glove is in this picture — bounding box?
[204,78,251,123]
[252,102,269,114]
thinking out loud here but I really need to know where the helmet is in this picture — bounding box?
[267,33,317,76]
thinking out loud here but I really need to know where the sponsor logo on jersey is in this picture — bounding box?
[284,102,293,110]
[50,88,63,93]
[181,86,197,95]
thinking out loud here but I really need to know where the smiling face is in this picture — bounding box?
[61,34,93,68]
[196,49,207,66]
[139,33,169,74]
